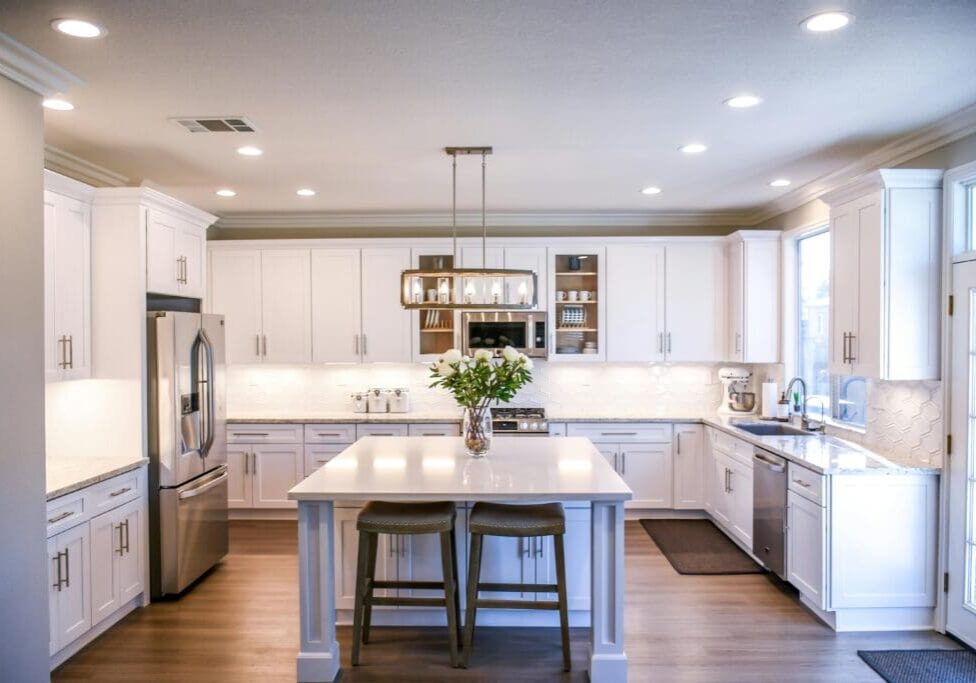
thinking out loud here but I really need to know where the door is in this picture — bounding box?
[117,498,145,604]
[226,446,251,507]
[209,249,263,364]
[311,249,363,363]
[476,534,531,601]
[50,192,92,380]
[853,194,883,379]
[728,460,754,546]
[947,259,976,645]
[261,250,312,363]
[361,247,412,362]
[177,222,205,298]
[251,444,303,508]
[90,509,122,625]
[55,523,91,650]
[146,208,180,295]
[620,443,673,508]
[787,491,826,609]
[665,243,726,362]
[711,454,732,526]
[607,245,665,361]
[673,425,703,509]
[829,201,859,375]
[535,506,591,611]
[727,240,744,362]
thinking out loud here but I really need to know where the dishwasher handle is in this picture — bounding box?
[753,451,785,472]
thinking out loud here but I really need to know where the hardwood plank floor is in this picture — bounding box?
[53,520,956,682]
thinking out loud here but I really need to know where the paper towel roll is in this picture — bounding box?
[761,381,779,419]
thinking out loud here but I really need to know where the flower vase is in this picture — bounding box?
[462,408,493,458]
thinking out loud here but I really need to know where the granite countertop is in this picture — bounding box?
[227,412,463,424]
[47,456,149,501]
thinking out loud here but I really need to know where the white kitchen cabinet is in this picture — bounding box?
[227,441,303,509]
[261,250,312,363]
[226,445,252,507]
[787,490,826,610]
[709,455,732,527]
[43,183,92,382]
[311,249,363,363]
[361,247,412,362]
[823,169,943,380]
[48,522,91,654]
[728,458,753,546]
[146,209,208,298]
[503,246,548,308]
[606,244,666,362]
[664,243,726,362]
[208,249,263,364]
[90,497,144,627]
[334,507,396,609]
[727,232,779,363]
[706,428,753,547]
[461,245,504,269]
[304,444,347,477]
[672,424,703,509]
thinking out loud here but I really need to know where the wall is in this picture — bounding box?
[0,75,51,681]
[226,362,730,419]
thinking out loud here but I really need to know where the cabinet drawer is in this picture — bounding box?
[567,422,672,443]
[788,463,825,506]
[90,470,142,514]
[227,423,303,444]
[304,424,357,444]
[357,424,409,438]
[46,494,87,538]
[305,444,347,477]
[407,423,460,437]
[548,422,568,437]
[710,428,752,463]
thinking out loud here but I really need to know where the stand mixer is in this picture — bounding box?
[717,367,756,415]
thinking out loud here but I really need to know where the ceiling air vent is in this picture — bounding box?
[170,116,258,133]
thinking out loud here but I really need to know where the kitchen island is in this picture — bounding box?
[288,435,632,683]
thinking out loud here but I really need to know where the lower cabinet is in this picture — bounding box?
[594,442,672,508]
[48,524,91,655]
[706,429,753,548]
[227,443,303,508]
[672,424,703,509]
[787,490,826,609]
[90,498,144,626]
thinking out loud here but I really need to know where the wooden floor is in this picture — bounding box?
[53,520,957,682]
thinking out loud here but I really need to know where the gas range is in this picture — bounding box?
[491,407,549,435]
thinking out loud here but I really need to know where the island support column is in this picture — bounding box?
[589,500,628,682]
[296,500,341,682]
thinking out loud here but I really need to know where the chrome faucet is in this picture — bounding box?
[805,395,827,433]
[784,377,807,429]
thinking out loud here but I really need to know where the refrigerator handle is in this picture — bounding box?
[197,328,217,458]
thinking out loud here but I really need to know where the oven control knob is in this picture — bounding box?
[529,422,539,430]
[539,421,547,431]
[520,421,529,431]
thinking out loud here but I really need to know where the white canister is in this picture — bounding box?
[351,392,368,413]
[389,388,410,413]
[367,388,389,413]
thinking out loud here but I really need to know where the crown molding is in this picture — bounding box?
[820,168,943,207]
[214,209,755,230]
[747,101,976,225]
[44,145,129,188]
[94,186,218,227]
[43,169,96,201]
[0,32,81,97]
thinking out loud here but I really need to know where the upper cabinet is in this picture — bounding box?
[360,247,412,362]
[145,199,214,299]
[312,249,363,363]
[664,243,726,362]
[44,172,93,382]
[823,169,943,380]
[726,232,780,364]
[606,244,665,362]
[548,246,607,361]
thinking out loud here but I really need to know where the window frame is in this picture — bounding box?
[794,226,830,407]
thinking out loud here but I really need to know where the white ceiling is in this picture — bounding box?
[3,0,976,222]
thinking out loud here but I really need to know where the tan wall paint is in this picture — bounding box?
[0,76,50,680]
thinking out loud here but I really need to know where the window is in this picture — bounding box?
[969,183,976,250]
[795,228,867,428]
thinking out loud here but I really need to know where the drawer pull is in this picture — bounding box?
[793,479,812,488]
[109,486,132,497]
[600,432,638,437]
[316,432,343,437]
[232,432,270,437]
[48,510,74,524]
[422,433,448,436]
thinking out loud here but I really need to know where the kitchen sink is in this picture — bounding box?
[733,422,816,437]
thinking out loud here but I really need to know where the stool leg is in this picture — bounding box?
[351,530,372,666]
[553,533,571,672]
[449,529,462,646]
[439,531,460,667]
[362,530,379,644]
[461,532,484,669]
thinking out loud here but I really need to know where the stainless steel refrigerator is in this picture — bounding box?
[147,311,228,597]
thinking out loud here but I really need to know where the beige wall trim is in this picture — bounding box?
[0,31,81,97]
[44,145,129,188]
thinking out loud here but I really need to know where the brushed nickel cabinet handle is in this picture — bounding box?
[256,334,261,357]
[317,432,343,437]
[354,334,360,355]
[116,524,124,556]
[621,452,626,475]
[243,451,249,474]
[658,332,663,353]
[52,552,63,591]
[793,478,812,488]
[123,519,130,554]
[66,335,73,369]
[63,547,70,588]
[48,510,74,524]
[847,333,856,363]
[667,333,672,354]
[252,452,257,474]
[109,486,132,497]
[262,335,268,357]
[232,432,270,437]
[362,334,367,356]
[676,433,682,455]
[601,432,638,437]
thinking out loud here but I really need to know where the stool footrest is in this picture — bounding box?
[368,596,448,608]
[475,598,561,610]
[371,580,446,591]
[478,582,559,593]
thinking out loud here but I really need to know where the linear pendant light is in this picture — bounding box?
[399,146,538,310]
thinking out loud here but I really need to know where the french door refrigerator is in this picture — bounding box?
[147,311,228,597]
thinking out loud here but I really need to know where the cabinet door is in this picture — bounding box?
[606,245,665,362]
[711,455,732,527]
[853,194,883,379]
[727,240,744,362]
[475,533,532,601]
[361,248,412,362]
[829,202,859,375]
[672,425,703,509]
[304,444,346,477]
[146,208,180,296]
[311,249,363,363]
[504,246,548,308]
[226,445,252,507]
[535,506,591,611]
[48,536,60,655]
[728,460,754,546]
[334,508,395,609]
[702,431,716,515]
[117,498,145,604]
[209,249,263,364]
[742,238,780,363]
[620,443,673,508]
[251,444,303,508]
[89,509,122,626]
[177,222,206,298]
[787,491,826,609]
[665,243,726,362]
[55,523,92,650]
[261,250,312,363]
[460,245,504,269]
[596,444,618,472]
[398,528,464,601]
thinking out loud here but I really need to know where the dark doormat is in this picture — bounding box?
[858,649,976,682]
[638,519,762,575]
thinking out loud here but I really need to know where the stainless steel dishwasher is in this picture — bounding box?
[752,447,787,578]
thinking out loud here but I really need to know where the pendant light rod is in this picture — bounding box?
[452,152,457,264]
[482,150,487,268]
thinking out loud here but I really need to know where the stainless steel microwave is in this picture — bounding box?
[462,311,547,358]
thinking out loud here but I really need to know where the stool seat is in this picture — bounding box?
[468,501,565,537]
[357,500,456,534]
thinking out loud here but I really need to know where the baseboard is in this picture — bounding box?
[799,595,935,632]
[51,593,143,671]
[336,608,591,628]
[229,508,298,521]
[628,508,707,521]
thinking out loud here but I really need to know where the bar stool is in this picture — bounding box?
[462,501,570,671]
[352,500,461,668]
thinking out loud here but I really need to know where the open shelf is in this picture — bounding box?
[556,300,598,304]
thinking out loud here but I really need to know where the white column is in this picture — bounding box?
[589,500,627,682]
[296,501,341,682]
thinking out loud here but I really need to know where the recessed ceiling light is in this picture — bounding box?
[215,189,237,197]
[802,11,853,32]
[296,188,316,197]
[679,143,708,154]
[640,186,662,195]
[51,19,106,38]
[42,98,74,111]
[769,178,792,188]
[724,94,762,109]
[236,146,263,157]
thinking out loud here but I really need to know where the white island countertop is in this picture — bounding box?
[289,436,633,503]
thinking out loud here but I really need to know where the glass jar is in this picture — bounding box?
[462,407,493,458]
